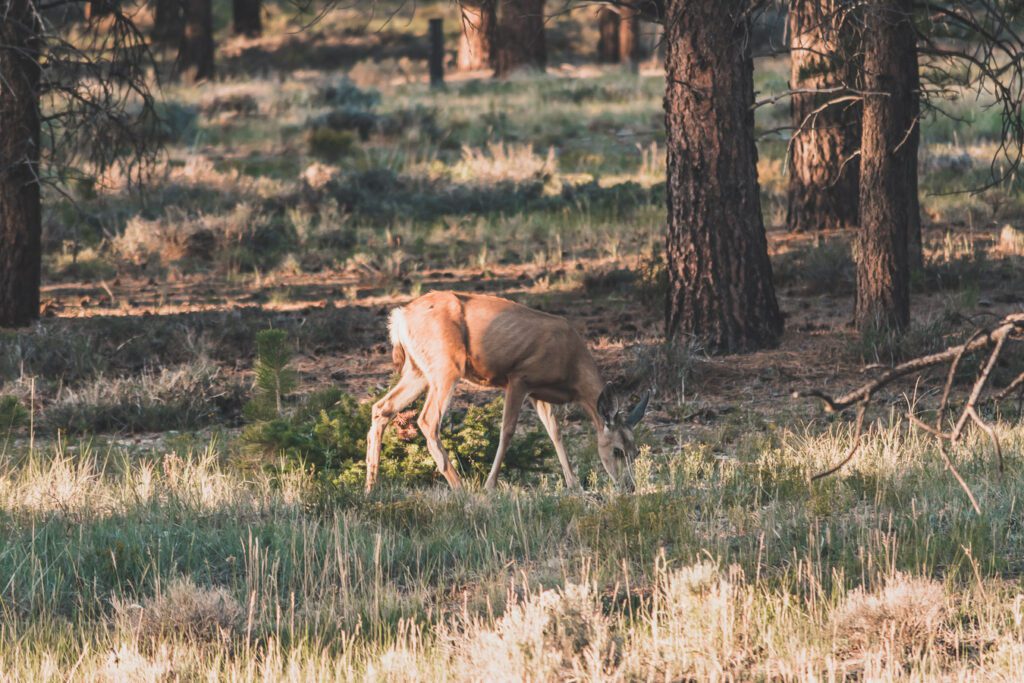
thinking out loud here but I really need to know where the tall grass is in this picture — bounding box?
[0,413,1021,679]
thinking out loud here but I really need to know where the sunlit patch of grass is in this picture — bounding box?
[0,406,1019,678]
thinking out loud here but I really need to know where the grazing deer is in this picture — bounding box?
[364,291,650,492]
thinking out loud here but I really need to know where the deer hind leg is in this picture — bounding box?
[532,398,579,490]
[365,368,428,493]
[485,382,527,490]
[417,369,463,489]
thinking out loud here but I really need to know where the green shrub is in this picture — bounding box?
[306,127,357,159]
[241,331,554,488]
[243,329,296,422]
[0,396,28,433]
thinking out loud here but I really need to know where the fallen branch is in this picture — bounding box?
[794,313,1024,511]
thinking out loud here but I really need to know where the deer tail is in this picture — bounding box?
[388,307,408,371]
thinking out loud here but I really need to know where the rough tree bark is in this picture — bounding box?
[232,0,262,37]
[492,0,546,77]
[855,0,917,332]
[597,7,620,63]
[457,1,494,71]
[176,0,215,81]
[0,0,42,327]
[907,60,923,269]
[663,0,783,352]
[619,5,640,70]
[786,0,861,232]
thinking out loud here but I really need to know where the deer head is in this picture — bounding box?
[595,384,651,488]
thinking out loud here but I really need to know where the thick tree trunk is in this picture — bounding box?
[855,0,916,332]
[907,60,923,269]
[597,8,620,63]
[457,1,493,71]
[663,0,783,353]
[492,0,545,78]
[0,0,42,328]
[232,0,261,37]
[619,5,641,70]
[176,0,215,82]
[786,0,860,232]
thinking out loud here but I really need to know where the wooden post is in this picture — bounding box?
[429,18,445,88]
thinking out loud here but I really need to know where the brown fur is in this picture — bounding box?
[364,291,648,492]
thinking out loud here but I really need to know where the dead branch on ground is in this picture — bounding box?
[794,313,1024,513]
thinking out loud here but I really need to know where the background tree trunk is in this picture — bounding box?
[663,0,783,353]
[597,8,620,63]
[457,1,493,71]
[232,0,261,37]
[619,5,640,70]
[492,0,546,78]
[856,0,916,332]
[786,0,860,232]
[0,0,42,328]
[176,0,215,82]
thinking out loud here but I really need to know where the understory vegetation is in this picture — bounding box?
[0,417,1022,679]
[1,2,1023,681]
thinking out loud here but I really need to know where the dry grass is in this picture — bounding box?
[111,576,243,646]
[831,573,950,670]
[449,143,556,186]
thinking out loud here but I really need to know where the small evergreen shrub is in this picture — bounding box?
[242,331,554,488]
[0,396,27,433]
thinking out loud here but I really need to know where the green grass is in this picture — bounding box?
[0,414,1021,679]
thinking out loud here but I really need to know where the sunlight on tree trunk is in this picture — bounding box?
[457,1,493,71]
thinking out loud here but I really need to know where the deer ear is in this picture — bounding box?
[626,390,650,428]
[597,383,619,427]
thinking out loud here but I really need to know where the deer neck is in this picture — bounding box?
[577,354,607,430]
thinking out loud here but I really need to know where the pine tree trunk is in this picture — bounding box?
[492,0,546,78]
[619,5,641,70]
[786,0,860,232]
[232,0,261,37]
[457,1,493,71]
[855,0,916,332]
[0,0,42,328]
[597,8,620,63]
[176,0,215,82]
[907,60,923,269]
[663,0,783,353]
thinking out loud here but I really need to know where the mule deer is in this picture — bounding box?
[364,291,650,492]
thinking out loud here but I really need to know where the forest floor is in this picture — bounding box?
[1,2,1024,680]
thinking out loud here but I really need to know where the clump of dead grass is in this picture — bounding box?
[451,581,618,681]
[831,573,949,668]
[449,143,556,186]
[111,576,242,645]
[46,357,240,434]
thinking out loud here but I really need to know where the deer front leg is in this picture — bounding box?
[532,398,579,490]
[365,370,427,493]
[485,382,527,490]
[418,374,463,489]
